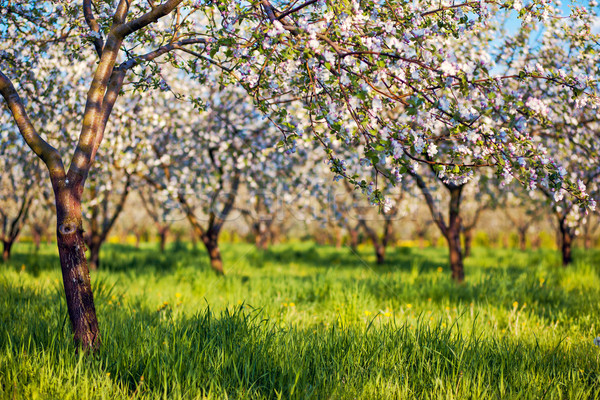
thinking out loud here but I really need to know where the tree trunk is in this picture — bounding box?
[585,235,593,250]
[159,228,168,252]
[447,186,465,282]
[374,242,385,264]
[55,189,100,350]
[518,227,527,251]
[462,228,473,258]
[202,231,224,275]
[2,240,13,262]
[348,228,359,251]
[335,227,343,249]
[254,221,270,251]
[560,223,573,266]
[32,229,42,250]
[87,239,102,271]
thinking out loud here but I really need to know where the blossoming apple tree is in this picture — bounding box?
[1,0,598,350]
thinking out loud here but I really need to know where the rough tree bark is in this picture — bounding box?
[56,185,101,349]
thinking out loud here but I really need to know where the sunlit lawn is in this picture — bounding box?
[1,241,600,399]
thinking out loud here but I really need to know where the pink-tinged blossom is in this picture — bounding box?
[525,97,549,117]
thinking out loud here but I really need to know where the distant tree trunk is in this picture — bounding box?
[518,226,528,251]
[585,235,593,250]
[269,223,281,245]
[559,221,573,266]
[409,170,465,282]
[159,227,168,252]
[202,229,224,275]
[446,185,465,282]
[176,170,240,276]
[32,229,42,250]
[335,227,343,248]
[502,235,509,249]
[462,228,473,258]
[85,176,130,270]
[1,193,33,262]
[348,226,359,251]
[134,231,141,248]
[531,234,541,250]
[2,240,13,262]
[374,242,385,264]
[253,220,271,250]
[56,187,100,350]
[358,219,386,264]
[87,237,102,271]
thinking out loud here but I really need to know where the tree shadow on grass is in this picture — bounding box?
[254,243,448,274]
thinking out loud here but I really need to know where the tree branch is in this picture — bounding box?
[114,0,183,38]
[409,170,448,236]
[83,0,105,57]
[0,70,66,183]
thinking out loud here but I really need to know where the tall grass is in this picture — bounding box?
[1,242,600,399]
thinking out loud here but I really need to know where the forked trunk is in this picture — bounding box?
[447,186,465,282]
[202,231,224,275]
[56,187,100,350]
[2,240,13,262]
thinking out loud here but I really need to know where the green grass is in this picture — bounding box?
[1,242,600,399]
